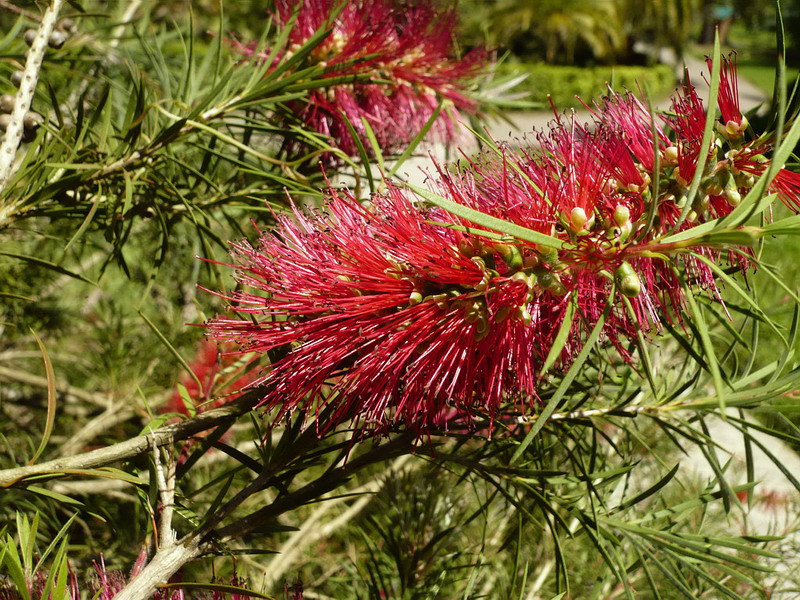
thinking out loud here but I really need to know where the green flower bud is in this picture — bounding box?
[464,300,484,324]
[537,271,567,296]
[673,166,689,188]
[663,145,679,166]
[724,189,741,207]
[613,204,631,228]
[493,242,523,271]
[693,195,709,214]
[457,237,484,258]
[474,315,490,341]
[408,291,423,306]
[615,262,642,298]
[570,206,588,230]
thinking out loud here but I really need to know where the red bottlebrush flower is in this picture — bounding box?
[730,145,800,212]
[233,0,485,158]
[662,75,708,187]
[207,56,800,438]
[708,52,748,138]
[209,185,552,435]
[771,168,800,212]
[588,91,670,173]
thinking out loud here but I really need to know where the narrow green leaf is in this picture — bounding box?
[683,279,727,411]
[339,110,375,194]
[25,486,84,507]
[158,581,275,600]
[360,117,384,171]
[407,183,563,249]
[138,310,203,390]
[27,330,57,465]
[539,293,577,376]
[512,295,614,463]
[690,251,786,344]
[388,100,443,178]
[1,537,30,600]
[672,32,722,230]
[0,252,96,285]
[612,464,679,514]
[64,192,102,252]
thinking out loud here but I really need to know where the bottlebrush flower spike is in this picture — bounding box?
[661,74,708,188]
[706,52,800,212]
[209,186,549,435]
[208,54,800,437]
[232,0,485,158]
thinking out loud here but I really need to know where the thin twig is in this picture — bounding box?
[263,454,415,587]
[0,389,262,487]
[51,478,136,500]
[57,405,136,456]
[0,0,39,21]
[0,365,113,408]
[152,435,177,549]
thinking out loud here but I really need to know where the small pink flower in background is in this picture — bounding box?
[163,341,258,461]
[232,0,485,158]
[90,553,254,600]
[0,551,256,600]
[165,341,257,418]
[284,580,304,600]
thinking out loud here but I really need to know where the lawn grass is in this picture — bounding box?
[496,61,676,110]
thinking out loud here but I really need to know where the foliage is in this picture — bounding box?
[0,2,800,600]
[494,62,676,109]
[461,0,701,65]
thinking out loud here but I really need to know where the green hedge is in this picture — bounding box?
[497,62,677,110]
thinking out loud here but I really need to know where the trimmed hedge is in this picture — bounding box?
[497,62,677,109]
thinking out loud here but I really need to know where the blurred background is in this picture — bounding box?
[455,0,800,109]
[1,1,800,598]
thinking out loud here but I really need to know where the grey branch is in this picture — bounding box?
[0,0,63,195]
[0,390,262,487]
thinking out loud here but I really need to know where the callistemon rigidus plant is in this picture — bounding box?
[231,0,485,158]
[208,53,800,436]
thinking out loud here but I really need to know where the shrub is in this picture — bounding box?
[496,61,676,108]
